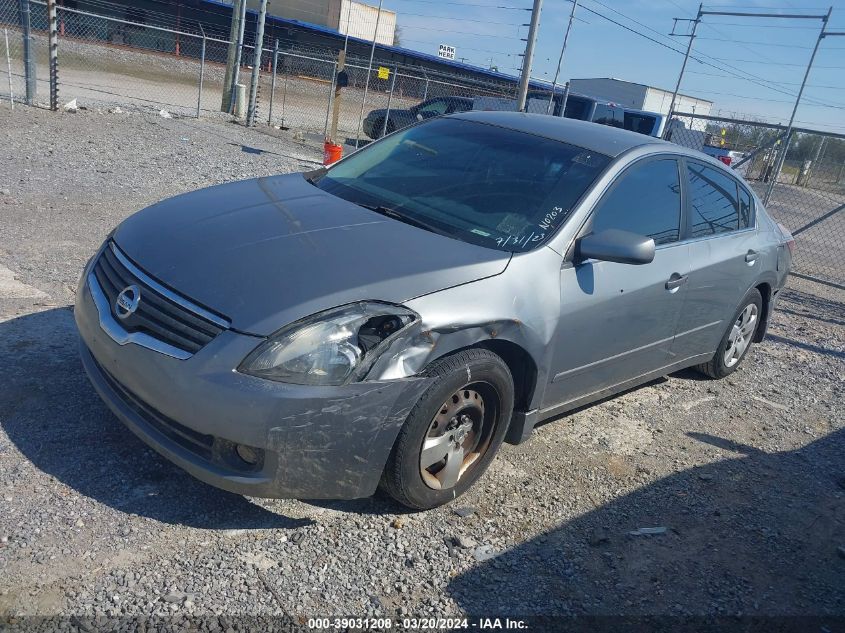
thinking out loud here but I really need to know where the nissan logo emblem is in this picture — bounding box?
[115,285,140,319]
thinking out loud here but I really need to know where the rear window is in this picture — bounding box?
[592,104,623,128]
[314,118,611,252]
[564,96,591,120]
[687,163,742,237]
[624,112,657,136]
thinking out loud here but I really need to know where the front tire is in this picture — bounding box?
[381,349,514,510]
[696,288,762,379]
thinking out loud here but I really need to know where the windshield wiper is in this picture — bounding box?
[357,204,445,236]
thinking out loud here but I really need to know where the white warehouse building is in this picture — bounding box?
[568,78,713,117]
[229,0,397,46]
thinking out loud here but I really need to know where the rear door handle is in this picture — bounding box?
[665,273,688,292]
[745,250,758,265]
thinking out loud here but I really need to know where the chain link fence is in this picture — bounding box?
[668,113,845,289]
[0,0,522,135]
[0,0,42,107]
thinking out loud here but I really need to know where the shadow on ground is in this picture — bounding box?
[0,307,309,531]
[447,429,845,620]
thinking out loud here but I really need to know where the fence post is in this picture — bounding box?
[3,28,12,109]
[196,30,206,119]
[47,0,58,110]
[280,55,289,128]
[267,39,278,124]
[380,66,397,138]
[18,0,36,105]
[423,78,429,101]
[764,131,793,206]
[329,48,346,144]
[323,61,337,138]
[560,81,570,117]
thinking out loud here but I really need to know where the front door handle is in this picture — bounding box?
[745,250,758,265]
[665,273,688,292]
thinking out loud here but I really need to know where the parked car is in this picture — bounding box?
[478,91,666,137]
[562,95,667,137]
[363,96,474,139]
[702,145,747,167]
[75,112,793,510]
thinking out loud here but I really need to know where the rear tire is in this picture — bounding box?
[380,349,514,510]
[695,288,762,379]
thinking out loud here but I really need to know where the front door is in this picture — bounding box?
[544,156,690,409]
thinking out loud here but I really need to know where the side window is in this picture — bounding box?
[592,104,623,128]
[687,163,740,237]
[446,100,471,114]
[591,159,682,246]
[738,186,753,229]
[624,113,657,136]
[416,99,448,117]
[564,97,590,120]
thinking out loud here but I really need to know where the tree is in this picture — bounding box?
[393,25,403,47]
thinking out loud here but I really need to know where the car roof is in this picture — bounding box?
[452,111,670,158]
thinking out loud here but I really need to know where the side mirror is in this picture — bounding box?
[577,229,655,265]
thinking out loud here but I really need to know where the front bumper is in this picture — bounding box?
[75,268,430,499]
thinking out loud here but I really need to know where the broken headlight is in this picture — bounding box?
[238,302,417,386]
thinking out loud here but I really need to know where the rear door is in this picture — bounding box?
[671,159,759,359]
[545,156,691,408]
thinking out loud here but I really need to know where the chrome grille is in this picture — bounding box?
[92,242,228,357]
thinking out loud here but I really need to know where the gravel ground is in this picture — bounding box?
[0,104,843,627]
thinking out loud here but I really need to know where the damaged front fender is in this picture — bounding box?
[365,248,563,437]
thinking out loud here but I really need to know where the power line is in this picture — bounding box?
[687,70,845,90]
[707,57,845,68]
[577,1,845,111]
[696,36,814,48]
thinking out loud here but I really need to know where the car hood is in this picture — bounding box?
[113,174,510,335]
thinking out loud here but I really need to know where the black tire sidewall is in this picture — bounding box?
[386,350,514,510]
[712,288,763,378]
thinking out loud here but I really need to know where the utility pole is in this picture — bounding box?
[547,0,577,114]
[664,3,702,139]
[229,0,248,114]
[246,0,268,126]
[221,0,243,112]
[516,0,543,112]
[354,0,383,149]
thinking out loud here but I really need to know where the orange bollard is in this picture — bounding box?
[323,141,343,165]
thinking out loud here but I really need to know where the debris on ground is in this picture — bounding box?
[628,527,668,536]
[473,545,497,562]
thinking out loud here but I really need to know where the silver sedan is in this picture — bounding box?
[75,112,793,510]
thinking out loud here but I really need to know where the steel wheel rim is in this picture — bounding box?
[724,303,758,368]
[419,383,497,491]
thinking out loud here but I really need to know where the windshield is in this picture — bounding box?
[313,118,610,252]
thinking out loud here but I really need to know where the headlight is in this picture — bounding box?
[239,302,417,386]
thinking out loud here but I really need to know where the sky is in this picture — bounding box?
[377,0,845,133]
